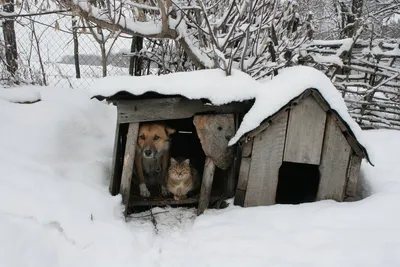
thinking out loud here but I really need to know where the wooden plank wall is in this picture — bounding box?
[345,155,362,199]
[284,96,327,165]
[117,98,251,123]
[244,111,288,207]
[317,115,352,201]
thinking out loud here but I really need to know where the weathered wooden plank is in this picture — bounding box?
[129,196,200,207]
[344,133,365,158]
[193,114,235,170]
[117,98,252,123]
[284,96,327,165]
[244,111,288,207]
[225,115,240,198]
[197,157,216,215]
[241,137,254,158]
[120,123,139,216]
[345,154,362,197]
[329,113,365,158]
[234,157,251,206]
[317,115,352,201]
[109,120,123,195]
[311,91,330,112]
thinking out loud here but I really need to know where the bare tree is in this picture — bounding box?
[56,0,311,78]
[2,0,18,77]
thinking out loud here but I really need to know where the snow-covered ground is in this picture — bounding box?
[0,86,400,267]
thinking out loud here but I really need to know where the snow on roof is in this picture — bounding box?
[229,66,372,162]
[90,69,260,106]
[90,66,372,162]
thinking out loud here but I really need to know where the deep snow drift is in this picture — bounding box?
[0,86,400,267]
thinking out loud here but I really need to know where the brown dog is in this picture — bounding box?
[134,122,175,197]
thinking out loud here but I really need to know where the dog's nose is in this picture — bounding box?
[144,149,152,157]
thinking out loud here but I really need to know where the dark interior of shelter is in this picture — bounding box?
[275,161,321,204]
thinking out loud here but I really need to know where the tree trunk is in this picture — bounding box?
[2,0,18,77]
[72,16,81,79]
[129,36,143,76]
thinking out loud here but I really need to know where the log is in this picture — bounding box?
[193,114,235,170]
[197,157,216,215]
[120,123,139,216]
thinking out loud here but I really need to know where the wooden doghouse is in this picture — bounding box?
[94,91,254,215]
[234,88,371,207]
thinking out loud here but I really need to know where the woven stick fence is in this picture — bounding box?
[299,38,400,130]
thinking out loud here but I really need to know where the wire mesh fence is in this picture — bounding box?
[1,1,400,130]
[0,2,135,89]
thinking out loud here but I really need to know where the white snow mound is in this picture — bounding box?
[1,83,400,267]
[0,86,41,103]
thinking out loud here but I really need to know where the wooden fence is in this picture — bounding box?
[299,38,400,130]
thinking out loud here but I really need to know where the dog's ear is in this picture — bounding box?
[183,159,190,165]
[170,157,178,165]
[165,127,176,136]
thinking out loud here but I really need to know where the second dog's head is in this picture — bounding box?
[137,123,176,159]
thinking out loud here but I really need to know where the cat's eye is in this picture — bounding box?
[154,135,160,140]
[139,135,145,140]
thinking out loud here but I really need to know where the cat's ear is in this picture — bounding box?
[170,157,177,165]
[183,159,190,165]
[165,127,176,136]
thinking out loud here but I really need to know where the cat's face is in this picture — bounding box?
[168,158,191,181]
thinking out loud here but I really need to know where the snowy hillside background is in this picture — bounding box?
[0,85,400,267]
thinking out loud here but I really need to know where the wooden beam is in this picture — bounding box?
[311,91,330,112]
[244,111,288,207]
[225,114,241,198]
[197,157,216,215]
[129,196,200,207]
[284,96,326,165]
[109,120,123,195]
[317,115,352,201]
[345,154,362,198]
[329,110,366,159]
[120,123,139,216]
[117,97,252,123]
[234,157,251,206]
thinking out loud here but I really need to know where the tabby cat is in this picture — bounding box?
[167,157,200,200]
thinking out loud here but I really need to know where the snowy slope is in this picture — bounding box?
[0,86,400,267]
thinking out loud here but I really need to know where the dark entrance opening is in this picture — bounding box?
[275,161,320,204]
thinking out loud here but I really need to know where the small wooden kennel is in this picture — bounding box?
[93,91,253,215]
[234,88,371,207]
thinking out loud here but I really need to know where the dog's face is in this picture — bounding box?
[137,123,175,158]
